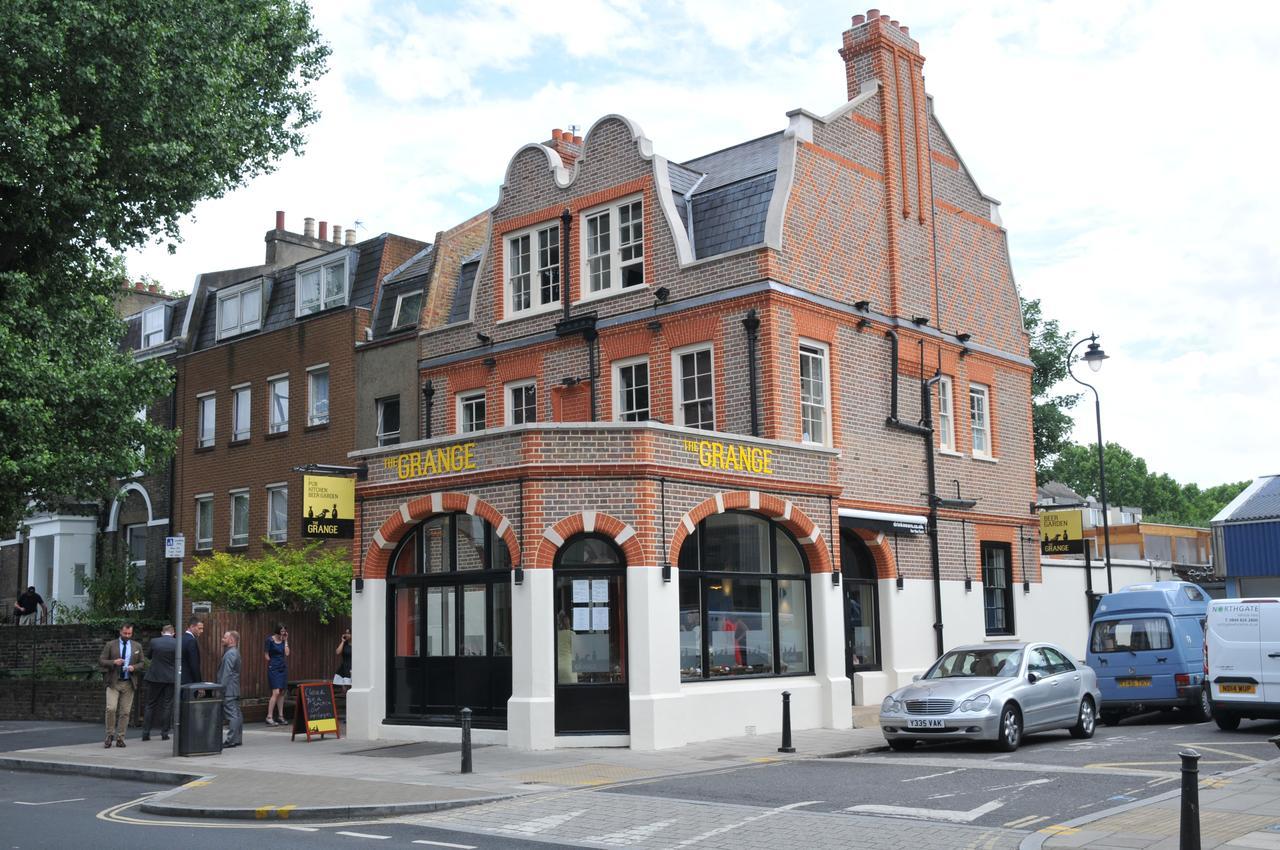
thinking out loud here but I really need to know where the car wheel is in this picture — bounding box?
[888,739,916,752]
[996,704,1022,752]
[1069,697,1096,739]
[1100,711,1122,727]
[1189,688,1212,723]
[1214,710,1241,731]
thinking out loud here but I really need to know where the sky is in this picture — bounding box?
[123,0,1280,490]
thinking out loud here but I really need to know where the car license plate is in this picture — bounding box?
[906,718,945,729]
[1220,683,1257,695]
[1117,678,1151,688]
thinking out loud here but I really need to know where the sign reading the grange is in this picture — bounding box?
[302,475,355,539]
[682,439,774,475]
[1040,509,1084,555]
[383,441,477,481]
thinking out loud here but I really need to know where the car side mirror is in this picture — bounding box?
[912,674,921,682]
[1027,672,1040,684]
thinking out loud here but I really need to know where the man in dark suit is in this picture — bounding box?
[98,623,145,748]
[141,624,177,741]
[182,618,204,684]
[218,630,242,748]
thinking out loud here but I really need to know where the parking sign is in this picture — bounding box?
[165,535,185,559]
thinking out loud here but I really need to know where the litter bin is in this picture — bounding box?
[178,682,225,756]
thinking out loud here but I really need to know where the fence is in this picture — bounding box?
[193,609,351,701]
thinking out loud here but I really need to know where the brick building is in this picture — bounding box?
[345,11,1044,750]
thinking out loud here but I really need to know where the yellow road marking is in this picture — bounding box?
[183,780,210,787]
[1038,824,1080,836]
[277,804,297,819]
[255,805,276,819]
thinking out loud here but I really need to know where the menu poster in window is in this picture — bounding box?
[572,607,591,632]
[590,580,609,603]
[291,681,340,742]
[572,580,590,603]
[592,607,610,631]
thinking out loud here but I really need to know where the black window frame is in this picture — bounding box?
[981,541,1015,636]
[840,529,882,672]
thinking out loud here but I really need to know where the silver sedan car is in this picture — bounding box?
[879,642,1102,752]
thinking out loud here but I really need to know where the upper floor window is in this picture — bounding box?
[506,381,536,426]
[230,490,249,548]
[141,305,166,348]
[506,223,560,316]
[195,495,213,551]
[126,523,148,583]
[392,290,422,331]
[937,376,955,452]
[232,384,250,442]
[799,341,830,445]
[458,390,486,434]
[673,344,715,430]
[267,484,288,543]
[307,365,330,427]
[268,375,289,434]
[216,280,262,341]
[377,396,401,446]
[970,382,991,458]
[296,253,350,317]
[613,357,650,422]
[197,393,216,448]
[583,198,643,297]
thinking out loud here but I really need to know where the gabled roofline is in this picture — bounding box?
[1212,475,1279,524]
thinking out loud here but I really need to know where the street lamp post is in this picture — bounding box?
[1067,333,1113,593]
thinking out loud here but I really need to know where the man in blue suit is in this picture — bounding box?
[182,618,204,685]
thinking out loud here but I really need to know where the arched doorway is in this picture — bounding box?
[841,530,881,684]
[386,512,512,727]
[553,534,628,734]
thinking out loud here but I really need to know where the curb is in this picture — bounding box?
[0,755,200,786]
[137,794,514,821]
[816,743,889,759]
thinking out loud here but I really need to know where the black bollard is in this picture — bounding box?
[778,691,796,753]
[1179,748,1200,850]
[460,707,473,774]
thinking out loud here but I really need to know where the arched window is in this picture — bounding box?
[678,511,812,680]
[841,530,880,671]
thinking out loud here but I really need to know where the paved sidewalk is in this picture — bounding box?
[1027,751,1280,849]
[1,706,887,820]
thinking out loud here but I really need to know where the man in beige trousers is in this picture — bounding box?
[99,623,145,748]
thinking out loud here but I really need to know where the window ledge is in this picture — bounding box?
[499,301,562,325]
[972,454,999,464]
[228,544,249,551]
[195,546,212,554]
[937,448,964,457]
[229,438,250,448]
[265,430,288,440]
[305,422,330,433]
[194,445,215,454]
[574,282,647,308]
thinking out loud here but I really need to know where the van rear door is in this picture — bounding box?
[1090,616,1177,703]
[1260,603,1280,705]
[1208,600,1264,705]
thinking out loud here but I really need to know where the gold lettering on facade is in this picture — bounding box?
[383,442,479,480]
[683,439,774,475]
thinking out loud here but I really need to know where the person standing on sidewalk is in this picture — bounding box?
[98,623,145,748]
[333,628,352,693]
[182,618,204,684]
[141,624,176,741]
[218,630,242,748]
[13,586,47,625]
[263,623,289,726]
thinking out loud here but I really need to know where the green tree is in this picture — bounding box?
[1021,298,1081,479]
[0,0,328,530]
[186,543,352,624]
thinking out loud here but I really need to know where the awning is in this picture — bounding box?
[839,507,928,536]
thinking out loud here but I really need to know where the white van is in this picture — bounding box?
[1205,598,1280,730]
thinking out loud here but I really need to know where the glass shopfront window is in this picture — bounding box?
[840,530,881,672]
[678,511,813,681]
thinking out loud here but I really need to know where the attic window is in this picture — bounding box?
[296,252,351,317]
[392,290,422,331]
[216,280,263,341]
[582,197,644,298]
[141,305,166,347]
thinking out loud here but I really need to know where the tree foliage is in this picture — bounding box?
[1021,297,1081,478]
[186,543,352,624]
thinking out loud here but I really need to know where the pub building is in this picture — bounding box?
[346,12,1043,749]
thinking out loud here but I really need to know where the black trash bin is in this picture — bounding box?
[178,682,225,757]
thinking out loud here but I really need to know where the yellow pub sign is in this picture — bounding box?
[383,441,478,481]
[682,438,774,475]
[302,475,355,539]
[1040,509,1084,556]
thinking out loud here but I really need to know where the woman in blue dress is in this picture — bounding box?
[263,623,290,725]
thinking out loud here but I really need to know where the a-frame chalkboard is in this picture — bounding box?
[291,681,341,742]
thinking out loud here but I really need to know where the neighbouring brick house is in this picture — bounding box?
[345,11,1042,751]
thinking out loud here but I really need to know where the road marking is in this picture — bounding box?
[984,777,1054,792]
[669,801,820,847]
[495,810,585,834]
[412,841,477,849]
[584,819,675,845]
[1003,814,1050,828]
[255,805,276,819]
[14,798,85,806]
[284,826,319,832]
[902,768,966,782]
[335,831,391,840]
[277,804,297,819]
[853,755,1175,778]
[848,798,1004,824]
[1039,824,1080,836]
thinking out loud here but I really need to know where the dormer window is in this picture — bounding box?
[296,252,350,317]
[392,290,422,331]
[216,280,262,341]
[141,305,166,348]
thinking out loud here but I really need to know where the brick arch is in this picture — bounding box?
[529,511,644,570]
[362,492,521,580]
[668,491,834,574]
[847,527,899,581]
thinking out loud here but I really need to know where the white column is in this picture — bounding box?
[811,572,852,728]
[347,578,386,741]
[508,567,555,749]
[627,564,685,750]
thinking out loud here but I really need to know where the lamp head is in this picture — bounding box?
[1084,337,1109,373]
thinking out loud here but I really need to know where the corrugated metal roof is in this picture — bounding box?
[1216,475,1280,523]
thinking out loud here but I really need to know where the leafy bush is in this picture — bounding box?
[186,542,351,623]
[83,551,146,616]
[47,600,166,630]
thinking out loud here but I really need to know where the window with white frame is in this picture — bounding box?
[392,290,422,330]
[141,305,165,347]
[232,384,250,441]
[216,280,262,340]
[296,253,350,317]
[937,376,955,452]
[674,344,715,430]
[132,406,147,476]
[613,357,650,422]
[74,563,88,597]
[126,523,148,584]
[507,381,536,426]
[230,491,249,547]
[506,223,560,316]
[458,391,486,434]
[267,485,288,543]
[376,396,401,446]
[308,365,329,426]
[970,382,991,457]
[799,341,830,445]
[268,375,288,433]
[583,198,643,296]
[195,495,213,551]
[198,393,216,448]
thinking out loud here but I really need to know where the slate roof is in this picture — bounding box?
[372,246,434,339]
[681,132,781,193]
[677,132,782,260]
[1214,475,1280,523]
[448,258,480,325]
[1038,481,1084,504]
[121,296,189,353]
[383,244,435,284]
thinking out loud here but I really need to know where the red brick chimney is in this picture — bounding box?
[546,128,583,168]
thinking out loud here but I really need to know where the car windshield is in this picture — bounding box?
[924,648,1023,679]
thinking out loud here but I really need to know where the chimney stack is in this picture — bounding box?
[547,127,583,168]
[332,224,342,244]
[345,228,356,246]
[318,220,328,242]
[304,217,316,238]
[275,210,286,230]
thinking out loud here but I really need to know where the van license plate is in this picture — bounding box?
[907,719,945,729]
[1117,678,1151,688]
[1220,683,1257,695]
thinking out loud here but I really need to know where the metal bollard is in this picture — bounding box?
[460,707,473,774]
[778,691,796,753]
[1179,748,1200,850]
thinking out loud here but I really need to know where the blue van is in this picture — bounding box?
[1086,581,1212,725]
